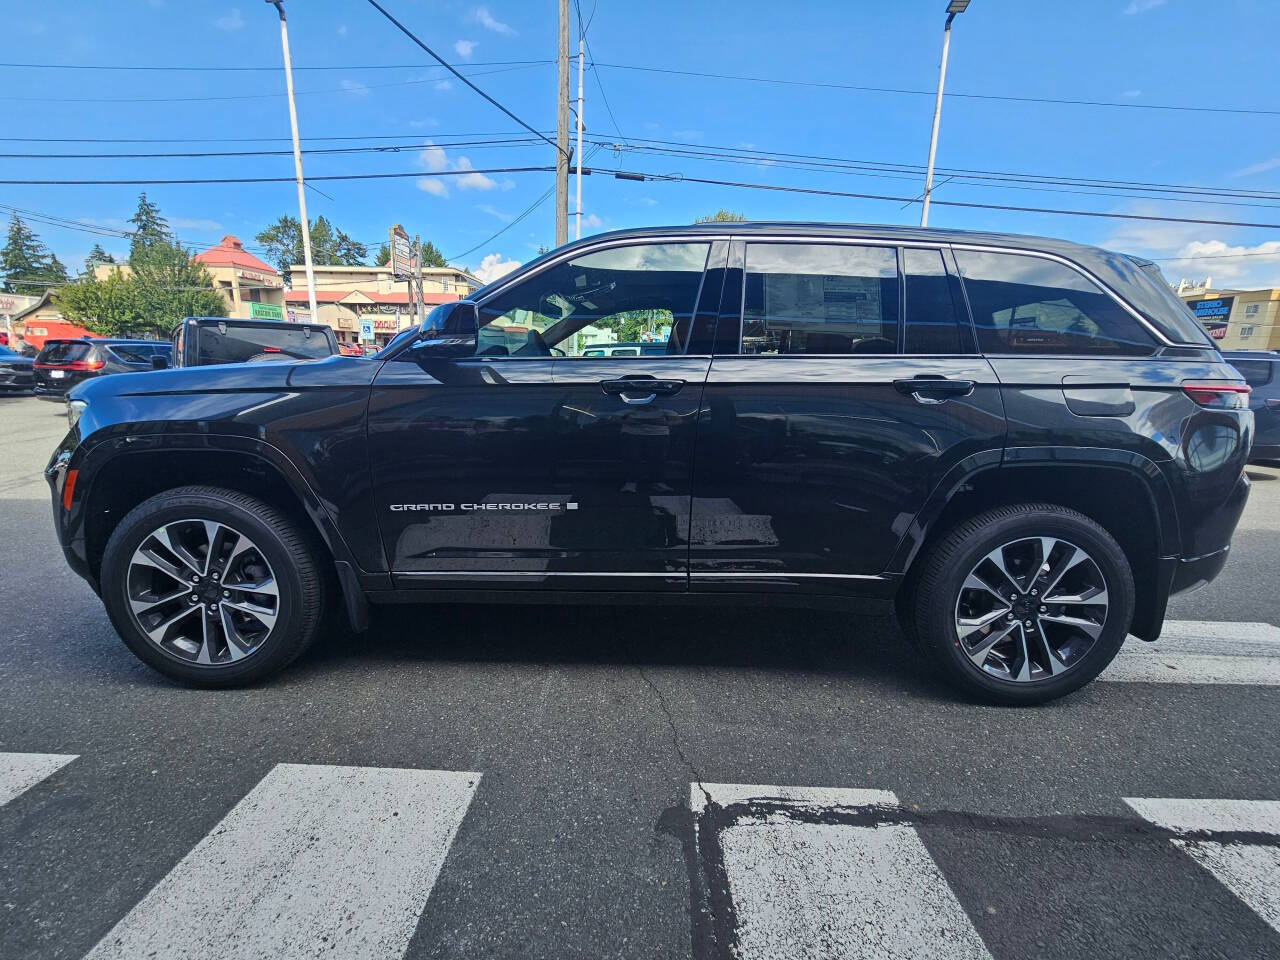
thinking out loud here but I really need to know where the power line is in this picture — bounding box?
[362,0,564,157]
[586,61,1280,118]
[0,59,550,73]
[0,136,544,160]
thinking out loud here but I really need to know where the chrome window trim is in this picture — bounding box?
[395,570,886,581]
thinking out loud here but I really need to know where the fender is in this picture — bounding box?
[888,445,1181,576]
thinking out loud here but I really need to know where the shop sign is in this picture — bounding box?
[249,302,283,320]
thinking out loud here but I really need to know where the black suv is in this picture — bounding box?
[1223,350,1279,464]
[33,338,172,400]
[46,224,1252,704]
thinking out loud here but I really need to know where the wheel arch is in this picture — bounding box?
[893,450,1180,642]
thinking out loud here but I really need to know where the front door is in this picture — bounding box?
[689,240,1007,597]
[368,239,720,591]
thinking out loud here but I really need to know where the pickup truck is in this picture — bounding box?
[165,316,339,368]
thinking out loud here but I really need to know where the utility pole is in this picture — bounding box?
[921,1,971,228]
[574,16,585,240]
[266,0,317,320]
[555,0,570,247]
[414,234,424,329]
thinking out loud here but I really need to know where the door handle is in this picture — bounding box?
[893,377,975,404]
[600,378,684,404]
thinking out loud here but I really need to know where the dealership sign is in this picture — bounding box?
[1185,296,1232,340]
[388,224,415,280]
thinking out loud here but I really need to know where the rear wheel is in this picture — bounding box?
[912,503,1134,705]
[100,486,324,686]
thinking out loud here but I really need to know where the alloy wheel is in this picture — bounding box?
[954,536,1109,683]
[125,518,280,666]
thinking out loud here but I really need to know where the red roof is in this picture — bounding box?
[192,235,279,275]
[283,289,462,305]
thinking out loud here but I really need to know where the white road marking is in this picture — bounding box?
[693,783,992,960]
[83,763,480,960]
[0,752,76,807]
[1107,620,1280,685]
[1124,798,1280,935]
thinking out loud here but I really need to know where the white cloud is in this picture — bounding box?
[581,213,604,230]
[408,118,439,129]
[1123,0,1166,13]
[456,156,497,190]
[1121,89,1142,99]
[340,79,371,96]
[434,79,454,92]
[477,205,513,222]
[420,145,449,172]
[473,252,521,282]
[214,7,245,31]
[170,217,223,231]
[473,6,515,36]
[626,196,659,207]
[1233,157,1280,178]
[1158,240,1280,287]
[417,178,450,198]
[454,39,477,58]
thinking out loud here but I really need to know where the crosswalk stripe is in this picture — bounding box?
[82,763,480,960]
[0,752,76,807]
[1124,798,1280,935]
[1107,620,1280,685]
[692,783,993,960]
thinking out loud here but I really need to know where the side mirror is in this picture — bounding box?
[151,355,169,370]
[415,301,478,359]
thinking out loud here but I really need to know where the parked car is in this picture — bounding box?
[1223,350,1279,464]
[0,343,35,394]
[580,342,668,357]
[168,316,339,368]
[48,223,1251,704]
[33,338,172,400]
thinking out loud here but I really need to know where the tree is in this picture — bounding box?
[694,209,746,223]
[56,237,225,338]
[420,240,446,268]
[1,213,65,295]
[84,244,117,275]
[128,192,171,264]
[256,214,369,284]
[374,243,391,266]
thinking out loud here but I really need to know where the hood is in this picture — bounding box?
[71,355,375,402]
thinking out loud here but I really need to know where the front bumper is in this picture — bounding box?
[1170,546,1232,597]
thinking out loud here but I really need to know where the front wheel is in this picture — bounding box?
[912,503,1135,705]
[100,486,324,686]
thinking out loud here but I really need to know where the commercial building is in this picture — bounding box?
[283,263,482,349]
[1178,283,1280,351]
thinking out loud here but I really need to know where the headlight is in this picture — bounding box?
[67,399,87,430]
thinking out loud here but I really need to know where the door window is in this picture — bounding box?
[475,242,711,358]
[740,244,899,355]
[903,248,967,354]
[955,249,1156,356]
[1230,359,1273,388]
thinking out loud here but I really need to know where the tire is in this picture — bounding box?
[100,485,325,687]
[912,503,1135,706]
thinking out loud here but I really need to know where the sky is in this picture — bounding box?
[4,0,1280,288]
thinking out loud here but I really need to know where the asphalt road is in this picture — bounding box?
[2,393,1278,960]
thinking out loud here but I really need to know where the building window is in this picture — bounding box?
[1240,325,1255,337]
[1245,303,1261,316]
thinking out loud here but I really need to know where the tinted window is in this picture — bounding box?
[741,244,899,355]
[109,344,157,363]
[956,250,1156,356]
[903,248,964,354]
[37,341,93,363]
[476,242,710,358]
[1230,359,1274,388]
[197,324,334,364]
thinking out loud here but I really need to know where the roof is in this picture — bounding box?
[283,289,463,305]
[192,235,279,275]
[12,290,58,321]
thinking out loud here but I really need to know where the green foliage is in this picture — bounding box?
[420,240,447,268]
[56,238,225,338]
[375,243,391,266]
[128,192,171,264]
[694,209,746,223]
[594,309,671,344]
[2,213,68,295]
[255,214,369,284]
[84,244,117,274]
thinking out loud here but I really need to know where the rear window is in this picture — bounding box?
[1229,358,1275,388]
[108,343,163,363]
[196,324,334,365]
[37,341,93,363]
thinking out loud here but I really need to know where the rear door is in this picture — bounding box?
[689,239,1006,596]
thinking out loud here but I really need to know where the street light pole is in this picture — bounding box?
[921,1,970,228]
[267,0,317,320]
[555,0,570,247]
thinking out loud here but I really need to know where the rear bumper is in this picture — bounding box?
[1170,545,1232,597]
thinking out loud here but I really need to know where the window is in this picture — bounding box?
[475,242,710,358]
[1230,359,1273,388]
[1245,303,1261,316]
[1240,325,1256,338]
[109,344,160,364]
[955,250,1156,356]
[741,244,898,355]
[903,248,965,354]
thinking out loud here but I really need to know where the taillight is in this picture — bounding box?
[62,469,78,511]
[261,346,282,353]
[1182,381,1251,410]
[35,360,105,371]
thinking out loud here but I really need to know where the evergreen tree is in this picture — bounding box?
[375,243,391,266]
[128,192,171,264]
[694,209,746,223]
[256,214,370,284]
[420,240,447,268]
[1,213,64,295]
[84,244,117,275]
